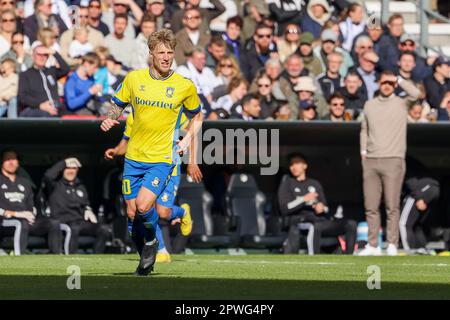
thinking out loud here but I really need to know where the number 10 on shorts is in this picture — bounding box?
[122,179,131,195]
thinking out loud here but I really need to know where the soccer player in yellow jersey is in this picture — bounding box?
[100,29,203,275]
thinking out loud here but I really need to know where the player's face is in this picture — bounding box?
[1,151,19,175]
[151,43,174,75]
[289,161,307,178]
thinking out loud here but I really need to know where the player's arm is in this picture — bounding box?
[100,75,131,132]
[104,139,129,160]
[177,109,203,155]
[186,122,203,183]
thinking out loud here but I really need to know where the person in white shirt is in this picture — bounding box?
[339,2,365,52]
[131,14,156,70]
[68,27,94,58]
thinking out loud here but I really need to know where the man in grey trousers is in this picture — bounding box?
[359,70,420,256]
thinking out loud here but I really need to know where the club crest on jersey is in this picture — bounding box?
[166,87,175,98]
[152,177,161,187]
[161,193,169,202]
[139,85,146,92]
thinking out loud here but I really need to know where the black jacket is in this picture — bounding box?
[0,173,34,216]
[18,52,70,111]
[240,45,276,82]
[23,14,68,43]
[338,86,367,116]
[404,177,440,205]
[277,176,327,216]
[423,75,450,109]
[44,160,90,224]
[377,33,400,72]
[268,0,304,36]
[316,72,342,101]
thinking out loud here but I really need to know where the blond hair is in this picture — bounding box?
[147,29,176,52]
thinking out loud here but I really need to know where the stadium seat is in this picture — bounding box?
[177,174,232,249]
[225,173,285,249]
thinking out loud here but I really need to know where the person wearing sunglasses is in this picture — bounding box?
[324,92,346,122]
[254,72,280,119]
[0,9,20,57]
[88,0,110,36]
[211,56,242,99]
[359,70,421,256]
[267,0,303,38]
[276,24,301,64]
[23,0,68,43]
[0,31,33,73]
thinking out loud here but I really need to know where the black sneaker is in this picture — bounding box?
[136,239,158,276]
[134,265,154,276]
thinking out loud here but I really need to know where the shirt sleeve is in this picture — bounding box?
[183,81,202,114]
[112,73,132,108]
[123,113,134,140]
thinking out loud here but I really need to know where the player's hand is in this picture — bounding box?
[171,218,181,226]
[15,211,35,225]
[187,163,203,183]
[104,148,116,160]
[176,139,189,155]
[416,199,427,211]
[39,101,58,116]
[84,209,98,224]
[304,192,318,203]
[313,203,325,214]
[100,118,120,132]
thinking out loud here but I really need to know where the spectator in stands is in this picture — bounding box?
[268,0,303,37]
[339,2,365,52]
[0,58,18,118]
[212,56,241,99]
[314,28,353,77]
[423,56,450,109]
[222,16,243,62]
[262,58,285,102]
[352,24,383,59]
[338,70,366,118]
[276,23,301,64]
[105,13,135,68]
[359,70,420,256]
[298,101,318,121]
[240,22,276,82]
[254,72,280,119]
[0,32,33,73]
[408,102,428,123]
[278,152,357,254]
[300,0,331,39]
[0,149,62,254]
[352,35,373,61]
[208,0,238,33]
[294,76,327,119]
[398,34,432,82]
[355,50,379,100]
[0,0,21,34]
[437,92,450,121]
[297,32,323,77]
[131,13,156,70]
[211,76,248,115]
[24,0,67,43]
[145,0,171,31]
[64,53,103,115]
[274,101,292,120]
[177,46,217,107]
[60,5,104,67]
[19,45,69,117]
[378,14,403,72]
[0,9,23,57]
[324,92,347,122]
[230,92,261,120]
[44,158,110,254]
[23,0,72,29]
[102,0,143,39]
[68,27,94,60]
[396,51,421,98]
[88,0,110,36]
[316,51,343,101]
[32,27,61,68]
[94,46,112,95]
[170,0,225,34]
[206,35,227,69]
[241,0,269,43]
[175,7,211,66]
[400,174,440,254]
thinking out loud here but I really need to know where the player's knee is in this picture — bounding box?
[126,209,136,220]
[157,207,171,220]
[136,203,152,214]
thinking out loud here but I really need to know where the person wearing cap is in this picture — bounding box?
[377,14,404,72]
[398,34,432,83]
[316,51,343,101]
[268,0,303,37]
[88,0,110,36]
[43,158,110,253]
[300,0,331,39]
[0,149,62,254]
[313,28,354,77]
[354,50,379,100]
[293,76,328,119]
[423,56,450,109]
[359,70,421,256]
[101,0,143,39]
[170,0,225,34]
[297,31,323,77]
[174,7,211,66]
[278,152,357,254]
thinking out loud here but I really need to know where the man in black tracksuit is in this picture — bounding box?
[0,149,61,254]
[278,153,357,254]
[44,158,110,253]
[400,176,440,253]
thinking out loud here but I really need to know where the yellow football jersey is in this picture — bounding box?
[113,68,201,164]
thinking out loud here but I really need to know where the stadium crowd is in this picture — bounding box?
[0,0,449,121]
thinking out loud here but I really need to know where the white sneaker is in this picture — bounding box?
[358,244,382,256]
[386,244,398,256]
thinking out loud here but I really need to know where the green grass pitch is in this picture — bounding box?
[0,254,449,299]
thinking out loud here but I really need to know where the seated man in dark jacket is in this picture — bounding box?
[44,158,110,253]
[278,153,357,254]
